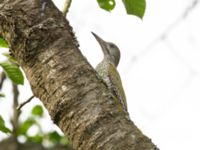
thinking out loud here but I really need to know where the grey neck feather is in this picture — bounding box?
[103,42,120,67]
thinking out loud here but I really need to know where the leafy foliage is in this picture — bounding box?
[0,38,8,48]
[123,0,146,19]
[47,131,69,145]
[2,53,18,64]
[96,0,146,19]
[17,112,44,144]
[0,116,11,134]
[0,61,24,85]
[15,105,68,145]
[32,105,43,117]
[26,134,44,143]
[97,0,116,11]
[18,118,36,135]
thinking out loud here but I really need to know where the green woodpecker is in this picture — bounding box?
[92,32,127,112]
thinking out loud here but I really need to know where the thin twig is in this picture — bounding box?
[17,95,35,111]
[12,84,19,139]
[0,72,6,90]
[62,0,72,17]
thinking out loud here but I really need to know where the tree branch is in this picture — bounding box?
[0,0,158,149]
[11,84,19,139]
[17,95,35,111]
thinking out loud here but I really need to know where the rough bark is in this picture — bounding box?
[0,0,159,149]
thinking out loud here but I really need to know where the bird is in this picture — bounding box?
[92,32,127,112]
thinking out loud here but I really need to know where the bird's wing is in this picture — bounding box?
[107,63,127,111]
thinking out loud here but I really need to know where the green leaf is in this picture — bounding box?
[97,0,116,11]
[0,125,11,134]
[2,53,17,64]
[60,136,69,145]
[26,134,43,143]
[47,131,69,145]
[32,105,43,117]
[0,116,5,125]
[0,38,8,48]
[48,131,62,143]
[122,0,146,19]
[18,119,36,135]
[0,93,5,98]
[0,61,24,85]
[0,116,11,134]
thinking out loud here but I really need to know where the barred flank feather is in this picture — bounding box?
[96,60,127,111]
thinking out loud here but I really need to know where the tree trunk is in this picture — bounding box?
[0,0,158,149]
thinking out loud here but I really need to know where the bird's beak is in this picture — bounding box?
[91,32,109,56]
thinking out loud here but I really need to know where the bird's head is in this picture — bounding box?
[92,32,120,67]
